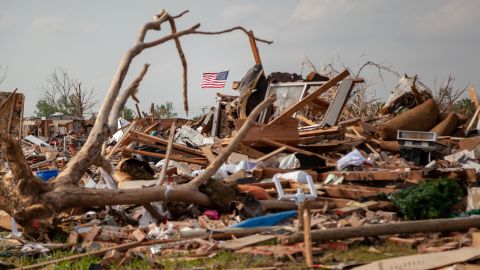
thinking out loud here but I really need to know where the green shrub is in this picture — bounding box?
[391,179,463,220]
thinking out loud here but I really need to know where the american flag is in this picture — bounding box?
[201,71,229,88]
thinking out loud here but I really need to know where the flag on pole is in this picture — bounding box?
[201,71,229,88]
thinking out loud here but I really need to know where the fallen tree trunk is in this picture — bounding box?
[280,216,480,244]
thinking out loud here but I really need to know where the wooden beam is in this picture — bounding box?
[234,143,265,159]
[200,146,217,164]
[322,184,398,200]
[267,70,350,127]
[248,31,262,65]
[465,107,480,134]
[124,148,208,166]
[469,84,479,109]
[299,126,342,137]
[157,120,177,185]
[295,114,316,126]
[254,146,287,163]
[260,138,325,159]
[128,130,204,157]
[319,169,476,183]
[281,216,480,244]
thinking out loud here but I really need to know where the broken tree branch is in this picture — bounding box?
[109,63,150,133]
[168,17,189,114]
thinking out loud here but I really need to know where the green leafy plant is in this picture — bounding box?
[391,178,463,220]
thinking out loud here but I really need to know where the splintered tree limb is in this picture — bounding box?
[189,96,274,188]
[194,27,273,44]
[168,18,189,114]
[108,63,150,133]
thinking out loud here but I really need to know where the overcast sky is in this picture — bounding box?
[1,0,479,118]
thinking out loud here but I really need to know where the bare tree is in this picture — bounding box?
[433,75,468,112]
[0,9,272,237]
[36,68,96,118]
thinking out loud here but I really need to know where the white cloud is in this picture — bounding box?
[31,16,97,34]
[222,4,260,22]
[416,0,480,37]
[291,0,358,22]
[0,14,14,30]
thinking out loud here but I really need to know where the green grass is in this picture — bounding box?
[318,242,417,265]
[4,240,417,269]
[157,250,283,270]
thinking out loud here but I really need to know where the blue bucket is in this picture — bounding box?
[35,169,58,181]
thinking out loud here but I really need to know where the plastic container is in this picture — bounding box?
[35,169,58,181]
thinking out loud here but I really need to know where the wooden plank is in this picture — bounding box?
[267,70,350,127]
[323,184,398,200]
[158,120,177,185]
[235,143,265,159]
[299,126,342,137]
[235,117,300,145]
[319,169,476,183]
[124,148,208,166]
[465,107,480,134]
[254,146,287,162]
[248,31,262,65]
[128,130,204,157]
[200,146,217,164]
[295,114,316,126]
[469,84,480,109]
[260,138,325,159]
[219,234,277,250]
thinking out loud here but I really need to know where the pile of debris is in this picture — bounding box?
[2,10,480,270]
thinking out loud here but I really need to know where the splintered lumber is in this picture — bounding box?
[220,234,276,250]
[261,200,334,211]
[235,143,265,159]
[124,148,208,166]
[470,84,479,109]
[459,136,480,151]
[254,146,287,162]
[157,120,177,185]
[200,146,217,164]
[235,117,300,145]
[354,247,480,270]
[260,138,325,159]
[248,31,262,65]
[322,184,398,200]
[295,114,316,126]
[281,216,480,244]
[319,169,476,183]
[298,126,342,137]
[127,130,204,157]
[267,69,350,127]
[466,107,480,134]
